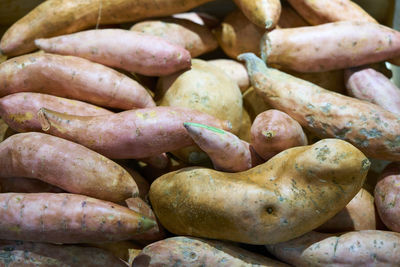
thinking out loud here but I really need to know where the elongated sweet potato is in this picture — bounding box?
[150,138,369,245]
[267,231,400,266]
[0,177,64,193]
[133,236,289,266]
[0,0,214,56]
[36,106,230,159]
[261,21,400,72]
[0,193,155,243]
[0,240,128,266]
[0,132,138,202]
[0,52,155,109]
[251,110,308,161]
[35,29,191,76]
[130,18,217,58]
[233,0,281,29]
[345,67,400,114]
[239,53,400,161]
[208,59,250,92]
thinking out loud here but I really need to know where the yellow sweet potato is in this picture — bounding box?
[233,0,281,29]
[208,59,250,93]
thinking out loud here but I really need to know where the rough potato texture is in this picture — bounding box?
[261,21,400,72]
[150,139,369,245]
[133,236,289,266]
[0,52,155,109]
[375,162,400,232]
[345,67,400,114]
[0,132,138,202]
[317,188,376,232]
[36,106,231,159]
[0,92,112,133]
[0,240,128,266]
[131,18,217,57]
[267,231,400,266]
[0,177,64,193]
[35,29,191,76]
[208,59,250,93]
[239,53,400,161]
[0,193,156,243]
[251,109,308,161]
[233,0,281,29]
[0,0,214,56]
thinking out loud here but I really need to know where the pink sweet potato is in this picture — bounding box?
[36,106,231,159]
[0,132,138,202]
[35,29,191,76]
[0,177,64,193]
[0,52,155,110]
[0,193,156,243]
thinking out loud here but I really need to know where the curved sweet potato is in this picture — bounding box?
[0,132,138,202]
[232,0,281,29]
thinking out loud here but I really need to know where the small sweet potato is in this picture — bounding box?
[35,29,191,76]
[0,177,64,193]
[233,0,281,29]
[0,52,155,109]
[0,193,156,243]
[0,132,138,202]
[208,59,250,93]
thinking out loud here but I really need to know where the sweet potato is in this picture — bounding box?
[133,236,289,266]
[150,138,369,244]
[243,87,271,121]
[261,21,400,72]
[35,29,191,76]
[232,0,281,29]
[0,240,128,266]
[345,66,400,114]
[87,241,141,263]
[172,12,219,28]
[208,59,250,93]
[120,165,150,200]
[0,52,155,110]
[0,193,155,244]
[239,53,400,161]
[317,188,376,232]
[130,18,217,58]
[375,162,400,232]
[238,108,252,142]
[0,0,214,56]
[277,1,309,28]
[36,106,231,159]
[0,177,64,193]
[251,109,308,161]
[267,230,400,266]
[0,132,138,202]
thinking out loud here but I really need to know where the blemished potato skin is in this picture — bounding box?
[286,0,377,26]
[0,92,112,133]
[267,231,400,266]
[0,52,155,110]
[0,240,128,267]
[345,67,400,114]
[0,132,138,203]
[0,177,64,193]
[130,18,217,58]
[150,138,370,245]
[0,0,214,56]
[35,29,191,77]
[261,21,400,72]
[36,106,231,159]
[0,193,156,244]
[133,236,289,266]
[251,109,308,161]
[233,0,281,29]
[239,53,400,161]
[317,188,376,232]
[375,162,400,232]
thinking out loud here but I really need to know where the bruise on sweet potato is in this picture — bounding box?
[232,0,281,29]
[0,52,155,110]
[0,193,156,243]
[239,53,400,161]
[0,177,64,193]
[0,132,138,202]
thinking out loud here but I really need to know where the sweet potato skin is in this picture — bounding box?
[0,132,138,202]
[150,139,369,245]
[0,177,64,193]
[233,0,281,29]
[208,59,250,93]
[35,29,191,76]
[0,193,156,243]
[0,52,155,109]
[0,0,214,56]
[262,21,400,72]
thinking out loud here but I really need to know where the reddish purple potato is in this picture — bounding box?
[35,29,192,76]
[345,67,400,114]
[251,110,308,161]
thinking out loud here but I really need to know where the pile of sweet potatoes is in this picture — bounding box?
[0,0,400,266]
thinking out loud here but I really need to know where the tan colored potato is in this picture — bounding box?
[233,0,281,29]
[238,107,252,142]
[243,86,271,122]
[0,177,64,193]
[150,139,369,245]
[208,59,250,93]
[0,0,214,56]
[131,18,217,57]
